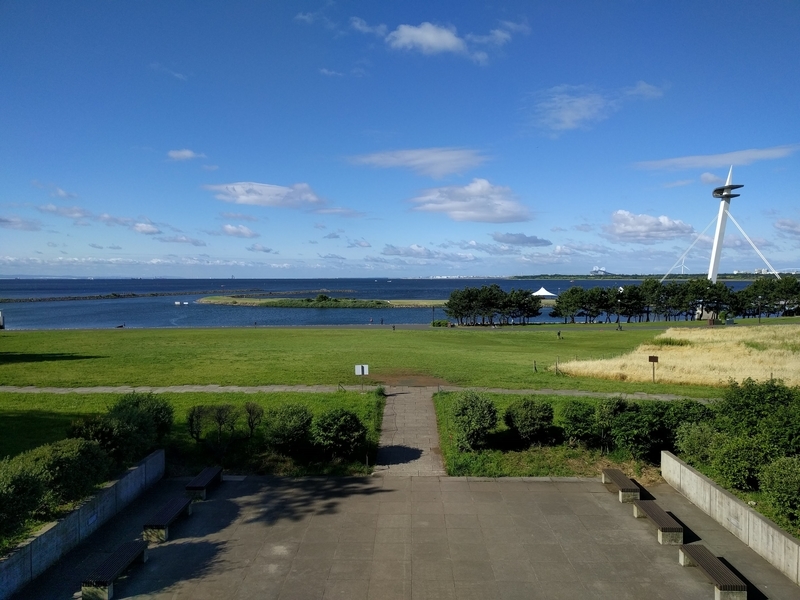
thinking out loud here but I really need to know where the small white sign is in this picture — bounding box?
[355,364,369,376]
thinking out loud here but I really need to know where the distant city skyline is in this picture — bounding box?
[2,1,799,278]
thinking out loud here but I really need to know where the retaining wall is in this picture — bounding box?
[0,449,164,600]
[661,450,800,586]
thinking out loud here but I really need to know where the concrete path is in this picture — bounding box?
[14,475,800,600]
[0,384,709,402]
[374,387,446,477]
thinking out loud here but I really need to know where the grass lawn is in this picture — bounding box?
[433,391,661,481]
[0,391,384,462]
[0,326,722,396]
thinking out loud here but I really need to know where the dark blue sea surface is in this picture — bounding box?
[0,278,749,330]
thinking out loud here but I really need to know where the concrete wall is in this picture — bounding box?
[0,449,164,600]
[661,450,800,586]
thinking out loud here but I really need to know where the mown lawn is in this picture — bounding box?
[0,326,720,396]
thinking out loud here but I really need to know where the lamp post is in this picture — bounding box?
[758,295,762,325]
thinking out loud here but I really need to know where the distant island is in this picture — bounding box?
[198,295,446,308]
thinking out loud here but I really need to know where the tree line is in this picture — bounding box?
[443,277,800,325]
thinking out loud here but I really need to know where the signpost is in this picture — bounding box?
[355,364,369,391]
[649,355,658,383]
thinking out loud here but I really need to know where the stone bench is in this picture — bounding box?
[601,468,640,502]
[143,496,192,543]
[633,499,683,545]
[185,466,223,500]
[679,544,747,600]
[81,539,148,600]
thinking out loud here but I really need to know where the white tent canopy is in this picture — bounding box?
[532,287,557,297]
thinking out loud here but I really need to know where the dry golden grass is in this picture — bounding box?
[558,324,800,387]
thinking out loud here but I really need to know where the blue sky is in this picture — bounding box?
[2,1,799,278]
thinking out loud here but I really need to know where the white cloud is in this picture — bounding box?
[0,216,41,231]
[150,62,187,81]
[98,213,133,227]
[350,147,487,178]
[246,243,275,253]
[602,210,694,244]
[533,85,612,132]
[498,20,531,34]
[320,253,346,260]
[205,182,323,208]
[625,81,664,99]
[347,238,371,248]
[382,244,476,262]
[220,212,258,222]
[465,29,511,46]
[775,219,800,237]
[133,223,161,235]
[386,22,467,55]
[664,179,695,188]
[167,149,206,161]
[323,232,340,239]
[52,187,77,198]
[350,17,387,37]
[533,82,664,134]
[445,240,517,255]
[319,68,344,77]
[635,144,800,170]
[221,224,259,238]
[491,232,552,247]
[157,235,206,246]
[38,204,92,221]
[410,178,530,223]
[700,172,724,184]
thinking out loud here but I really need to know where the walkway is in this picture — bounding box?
[374,386,446,476]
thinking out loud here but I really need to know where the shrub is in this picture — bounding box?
[595,397,627,453]
[610,402,669,461]
[760,457,800,521]
[504,398,553,446]
[313,409,367,459]
[244,402,265,438]
[675,421,719,466]
[187,405,210,443]
[714,378,798,438]
[451,390,497,451]
[431,320,450,327]
[664,399,713,431]
[70,412,153,469]
[711,435,777,491]
[111,392,174,442]
[24,439,110,509]
[559,399,595,445]
[0,456,46,536]
[266,404,313,455]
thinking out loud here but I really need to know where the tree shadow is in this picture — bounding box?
[376,444,423,465]
[0,351,105,364]
[0,410,90,458]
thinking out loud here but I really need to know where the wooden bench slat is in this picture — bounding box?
[680,544,747,592]
[83,540,148,587]
[186,466,222,490]
[143,496,192,529]
[633,500,682,532]
[602,468,638,492]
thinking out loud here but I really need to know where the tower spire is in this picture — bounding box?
[707,166,743,283]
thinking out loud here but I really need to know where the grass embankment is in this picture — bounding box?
[560,323,800,386]
[433,392,660,481]
[198,296,391,308]
[0,327,717,396]
[0,391,384,468]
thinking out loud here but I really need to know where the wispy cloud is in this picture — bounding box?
[52,187,77,198]
[663,179,695,188]
[323,232,340,239]
[89,243,103,249]
[491,232,552,247]
[220,224,259,238]
[601,210,694,244]
[150,62,188,81]
[382,244,476,262]
[319,68,344,77]
[533,81,664,135]
[0,216,41,231]
[38,204,92,221]
[350,17,387,37]
[775,218,800,237]
[157,235,207,246]
[410,178,530,223]
[133,223,161,235]
[246,243,275,253]
[108,245,122,250]
[205,182,324,208]
[635,144,800,170]
[440,240,518,255]
[167,149,206,161]
[220,212,258,222]
[700,172,724,185]
[350,147,487,178]
[320,253,346,260]
[347,238,371,248]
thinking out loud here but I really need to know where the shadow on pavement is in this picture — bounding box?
[375,444,423,465]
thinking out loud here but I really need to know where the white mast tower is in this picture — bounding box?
[707,166,743,283]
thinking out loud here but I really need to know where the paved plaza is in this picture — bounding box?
[11,387,800,600]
